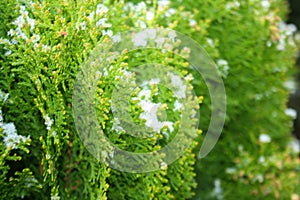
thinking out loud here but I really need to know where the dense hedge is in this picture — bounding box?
[0,0,299,200]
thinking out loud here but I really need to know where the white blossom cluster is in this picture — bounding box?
[285,108,297,119]
[216,59,230,78]
[0,91,30,149]
[259,133,271,143]
[0,3,53,54]
[44,114,54,131]
[213,179,223,200]
[106,66,192,138]
[225,1,240,10]
[134,78,174,135]
[77,3,112,37]
[124,2,148,28]
[276,22,297,51]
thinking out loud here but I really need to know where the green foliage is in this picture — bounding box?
[167,0,300,199]
[0,0,299,200]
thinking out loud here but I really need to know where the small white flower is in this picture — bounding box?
[285,108,297,119]
[4,50,12,56]
[217,59,229,78]
[2,122,17,136]
[111,117,125,133]
[137,20,147,28]
[254,174,264,183]
[51,131,57,137]
[238,145,243,152]
[15,28,28,40]
[139,101,162,132]
[88,11,95,21]
[261,0,270,10]
[163,121,174,132]
[31,34,40,43]
[0,91,9,102]
[1,122,29,149]
[136,2,146,12]
[157,0,170,8]
[45,114,54,130]
[146,11,154,21]
[213,179,223,200]
[184,74,194,81]
[148,78,160,85]
[103,67,109,77]
[258,156,266,164]
[288,139,300,153]
[20,6,27,14]
[207,38,214,46]
[46,154,51,160]
[0,38,10,45]
[259,134,271,143]
[102,30,113,37]
[165,8,176,17]
[124,2,134,11]
[168,30,176,42]
[138,89,151,99]
[96,18,111,28]
[7,29,15,37]
[225,167,237,174]
[96,4,108,16]
[189,19,197,27]
[163,43,173,51]
[50,195,60,200]
[277,38,286,51]
[160,161,168,170]
[11,39,18,45]
[225,1,240,10]
[79,21,86,30]
[174,100,183,111]
[27,18,35,31]
[217,59,228,66]
[169,73,186,98]
[181,47,191,54]
[13,16,25,28]
[42,44,51,52]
